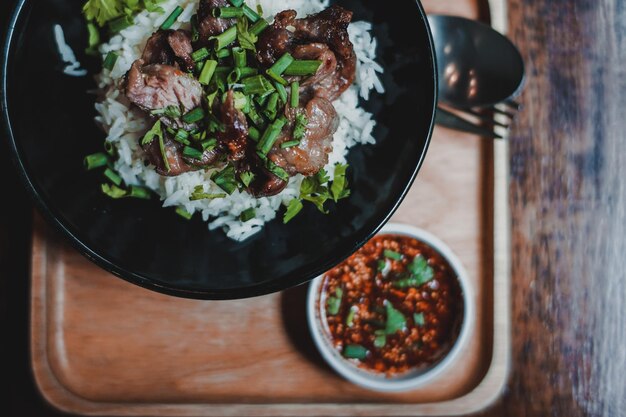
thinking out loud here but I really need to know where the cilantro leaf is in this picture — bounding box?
[141,120,163,146]
[393,255,435,288]
[283,198,303,223]
[293,113,308,140]
[384,301,407,335]
[236,17,258,51]
[330,163,349,202]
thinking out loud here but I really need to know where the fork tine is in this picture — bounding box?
[457,108,510,128]
[435,107,504,139]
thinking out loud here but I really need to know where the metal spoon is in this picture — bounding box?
[427,15,525,109]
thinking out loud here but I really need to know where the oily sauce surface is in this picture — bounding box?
[321,234,464,375]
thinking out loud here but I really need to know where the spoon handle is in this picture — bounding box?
[435,107,503,139]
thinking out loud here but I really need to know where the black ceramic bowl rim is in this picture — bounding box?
[0,0,438,300]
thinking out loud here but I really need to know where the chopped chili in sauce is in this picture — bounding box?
[320,234,464,376]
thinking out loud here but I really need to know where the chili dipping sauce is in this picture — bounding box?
[320,234,464,376]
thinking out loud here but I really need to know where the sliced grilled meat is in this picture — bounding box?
[142,30,194,72]
[268,97,339,176]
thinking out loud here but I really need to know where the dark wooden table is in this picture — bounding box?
[2,0,625,416]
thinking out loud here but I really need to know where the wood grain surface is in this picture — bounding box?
[29,105,503,416]
[2,0,625,416]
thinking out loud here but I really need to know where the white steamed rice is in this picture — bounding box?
[94,0,384,241]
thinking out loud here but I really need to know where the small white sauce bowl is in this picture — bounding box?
[307,222,475,392]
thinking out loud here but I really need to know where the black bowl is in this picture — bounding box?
[1,0,437,299]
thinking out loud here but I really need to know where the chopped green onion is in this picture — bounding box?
[191,47,210,63]
[216,48,230,59]
[211,25,237,50]
[174,129,190,145]
[266,160,289,181]
[182,107,205,124]
[158,133,171,172]
[326,287,343,315]
[183,146,204,160]
[280,140,300,149]
[201,138,217,151]
[84,153,109,170]
[290,81,299,108]
[190,185,227,201]
[211,165,238,194]
[264,92,279,120]
[249,126,261,142]
[239,171,255,187]
[101,183,127,199]
[175,206,193,220]
[103,52,119,71]
[199,59,218,85]
[249,19,269,36]
[108,15,133,33]
[284,60,323,76]
[246,104,265,128]
[228,0,244,6]
[266,53,294,85]
[239,67,258,78]
[232,47,247,67]
[373,330,386,348]
[384,249,403,261]
[414,312,426,327]
[103,168,123,186]
[104,141,115,156]
[343,344,368,360]
[212,7,244,18]
[257,118,286,155]
[346,306,357,327]
[269,53,294,75]
[227,67,242,84]
[232,92,248,110]
[274,82,287,103]
[283,198,303,223]
[160,6,184,30]
[150,106,181,119]
[242,5,261,22]
[241,74,275,95]
[255,94,269,107]
[129,186,151,200]
[240,208,256,222]
[191,15,200,42]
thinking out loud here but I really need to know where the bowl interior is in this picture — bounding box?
[1,0,436,299]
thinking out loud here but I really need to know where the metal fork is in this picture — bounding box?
[435,101,520,139]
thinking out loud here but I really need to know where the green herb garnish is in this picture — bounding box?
[330,163,350,201]
[413,312,426,327]
[383,249,403,261]
[293,113,308,141]
[384,300,407,335]
[211,165,238,194]
[346,306,357,327]
[343,344,368,360]
[373,330,386,348]
[394,255,435,288]
[283,198,303,224]
[239,208,256,222]
[175,206,193,220]
[326,287,343,315]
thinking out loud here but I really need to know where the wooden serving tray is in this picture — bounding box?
[30,0,511,415]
